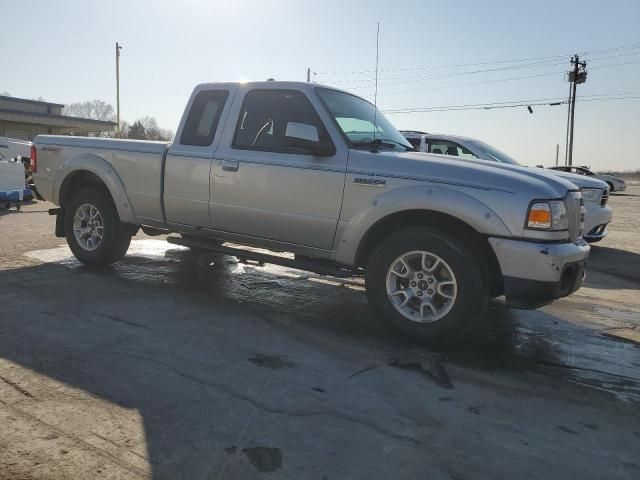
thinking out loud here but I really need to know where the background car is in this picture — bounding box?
[0,136,37,200]
[0,136,32,162]
[548,165,626,192]
[401,131,613,243]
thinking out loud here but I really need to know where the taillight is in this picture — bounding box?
[30,145,37,173]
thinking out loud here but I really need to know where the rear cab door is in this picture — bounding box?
[164,83,237,227]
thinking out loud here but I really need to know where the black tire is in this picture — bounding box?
[64,187,132,266]
[606,182,614,192]
[365,226,489,344]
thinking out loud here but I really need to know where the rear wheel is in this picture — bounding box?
[606,182,614,192]
[64,187,132,266]
[365,227,489,344]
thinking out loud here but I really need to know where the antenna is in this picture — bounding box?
[373,22,380,142]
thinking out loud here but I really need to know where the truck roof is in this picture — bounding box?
[193,80,354,96]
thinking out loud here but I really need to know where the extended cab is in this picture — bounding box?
[33,81,589,342]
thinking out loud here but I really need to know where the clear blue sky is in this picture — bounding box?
[2,0,639,170]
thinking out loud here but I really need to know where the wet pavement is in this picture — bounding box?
[1,189,640,479]
[22,238,640,403]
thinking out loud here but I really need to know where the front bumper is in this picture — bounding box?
[488,237,590,309]
[583,203,612,243]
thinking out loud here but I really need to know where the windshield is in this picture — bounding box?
[466,139,522,165]
[316,88,412,151]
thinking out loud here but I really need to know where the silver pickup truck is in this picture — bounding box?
[33,81,589,343]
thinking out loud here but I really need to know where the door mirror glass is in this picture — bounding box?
[285,122,319,142]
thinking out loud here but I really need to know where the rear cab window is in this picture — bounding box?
[180,90,230,146]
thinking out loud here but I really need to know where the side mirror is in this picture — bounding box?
[284,122,334,157]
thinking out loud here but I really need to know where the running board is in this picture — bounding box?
[166,235,353,278]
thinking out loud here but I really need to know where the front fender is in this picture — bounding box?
[334,184,513,265]
[53,153,137,224]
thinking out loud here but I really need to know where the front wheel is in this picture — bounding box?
[365,227,489,344]
[64,187,132,266]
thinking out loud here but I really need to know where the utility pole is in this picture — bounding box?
[116,42,123,137]
[307,67,311,82]
[555,143,559,166]
[564,79,572,165]
[566,55,587,166]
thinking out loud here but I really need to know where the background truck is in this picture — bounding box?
[401,131,613,243]
[0,136,31,162]
[33,81,589,343]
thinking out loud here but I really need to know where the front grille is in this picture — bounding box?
[600,188,609,207]
[566,192,582,242]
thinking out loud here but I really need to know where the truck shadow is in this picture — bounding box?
[1,241,639,478]
[587,245,640,288]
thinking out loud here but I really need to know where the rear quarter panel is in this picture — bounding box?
[34,136,168,223]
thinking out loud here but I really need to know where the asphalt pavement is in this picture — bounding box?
[0,187,639,479]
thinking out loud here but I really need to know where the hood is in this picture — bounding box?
[349,150,578,199]
[543,168,608,189]
[597,174,624,183]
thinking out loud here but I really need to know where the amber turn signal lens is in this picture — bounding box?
[528,209,551,224]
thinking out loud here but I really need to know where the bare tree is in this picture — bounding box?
[104,117,172,141]
[116,120,130,139]
[60,100,172,141]
[102,120,130,139]
[136,116,174,141]
[128,120,147,140]
[64,100,115,122]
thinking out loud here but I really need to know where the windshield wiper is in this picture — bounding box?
[351,138,412,151]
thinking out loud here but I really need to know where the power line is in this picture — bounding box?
[340,70,568,92]
[325,59,570,85]
[315,42,640,76]
[326,58,640,95]
[589,59,640,70]
[579,95,640,102]
[384,97,570,113]
[374,71,567,95]
[322,50,640,88]
[381,94,640,114]
[385,101,567,114]
[587,50,640,62]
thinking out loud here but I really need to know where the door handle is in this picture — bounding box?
[221,160,239,172]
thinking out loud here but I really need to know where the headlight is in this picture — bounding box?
[527,200,568,230]
[581,188,602,203]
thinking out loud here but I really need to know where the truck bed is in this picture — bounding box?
[34,135,170,223]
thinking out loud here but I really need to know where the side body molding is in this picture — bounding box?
[53,153,137,224]
[333,184,513,266]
